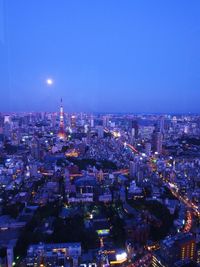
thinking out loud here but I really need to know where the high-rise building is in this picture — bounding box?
[152,131,163,154]
[131,120,139,139]
[103,116,109,128]
[97,125,104,138]
[197,243,200,265]
[161,233,196,264]
[58,98,66,140]
[145,142,152,156]
[7,246,14,267]
[31,137,41,159]
[70,115,76,128]
[51,112,57,127]
[90,115,94,128]
[157,116,165,133]
[129,161,136,178]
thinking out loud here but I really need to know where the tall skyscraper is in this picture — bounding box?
[51,112,57,127]
[129,161,136,178]
[31,137,41,159]
[70,115,76,128]
[97,125,104,138]
[152,131,163,154]
[58,98,66,140]
[145,142,152,156]
[7,245,14,267]
[131,120,139,139]
[90,115,94,128]
[103,116,109,128]
[157,116,165,133]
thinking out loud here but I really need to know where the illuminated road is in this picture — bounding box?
[108,127,199,219]
[165,182,200,218]
[104,127,139,153]
[41,169,129,178]
[126,143,138,154]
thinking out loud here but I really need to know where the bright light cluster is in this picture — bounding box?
[116,252,127,261]
[46,78,53,85]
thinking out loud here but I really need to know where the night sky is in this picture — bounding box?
[0,0,200,113]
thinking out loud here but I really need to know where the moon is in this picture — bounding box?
[46,78,53,85]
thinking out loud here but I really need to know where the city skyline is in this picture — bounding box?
[1,2,200,266]
[0,1,200,113]
[1,110,200,266]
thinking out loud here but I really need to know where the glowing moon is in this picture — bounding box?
[46,78,53,85]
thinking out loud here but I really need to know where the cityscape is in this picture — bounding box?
[0,103,200,267]
[1,1,200,267]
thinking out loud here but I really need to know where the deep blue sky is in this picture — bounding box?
[0,0,200,113]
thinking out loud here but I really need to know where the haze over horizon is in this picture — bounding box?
[0,0,200,113]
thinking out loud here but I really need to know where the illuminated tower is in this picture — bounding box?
[58,98,66,140]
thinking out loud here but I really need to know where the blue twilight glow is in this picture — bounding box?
[0,0,200,113]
